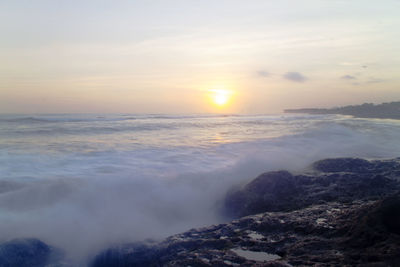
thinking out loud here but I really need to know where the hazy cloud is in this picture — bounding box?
[350,77,384,86]
[366,78,384,84]
[257,71,270,77]
[283,72,306,82]
[341,75,356,80]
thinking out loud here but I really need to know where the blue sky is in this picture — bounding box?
[1,0,399,113]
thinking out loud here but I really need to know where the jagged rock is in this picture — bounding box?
[313,158,374,173]
[92,242,162,267]
[314,157,400,178]
[224,158,400,218]
[91,198,400,266]
[0,238,68,267]
[345,194,400,245]
[91,158,400,267]
[0,239,52,267]
[224,171,301,217]
[3,158,396,266]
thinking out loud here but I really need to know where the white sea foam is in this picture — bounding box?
[0,114,399,263]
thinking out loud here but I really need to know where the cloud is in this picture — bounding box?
[366,78,384,84]
[283,72,306,82]
[341,75,356,80]
[257,71,269,77]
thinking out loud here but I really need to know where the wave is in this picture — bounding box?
[0,114,399,264]
[0,117,54,123]
[0,114,244,126]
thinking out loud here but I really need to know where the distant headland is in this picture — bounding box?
[284,101,400,120]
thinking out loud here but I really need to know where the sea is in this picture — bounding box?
[0,113,399,262]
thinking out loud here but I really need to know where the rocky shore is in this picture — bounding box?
[1,158,400,266]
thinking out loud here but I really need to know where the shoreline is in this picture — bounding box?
[2,157,399,266]
[91,157,400,266]
[285,112,400,120]
[284,101,400,120]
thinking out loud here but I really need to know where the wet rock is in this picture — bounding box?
[0,239,54,267]
[91,199,400,266]
[0,238,69,267]
[345,194,400,245]
[91,158,400,267]
[379,195,400,235]
[224,171,302,217]
[313,158,374,173]
[92,243,162,267]
[314,158,400,178]
[224,158,400,218]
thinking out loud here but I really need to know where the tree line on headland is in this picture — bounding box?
[284,101,400,119]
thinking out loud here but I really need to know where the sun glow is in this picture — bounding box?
[210,89,232,107]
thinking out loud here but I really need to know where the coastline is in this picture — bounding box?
[91,157,400,266]
[285,112,400,120]
[284,101,400,120]
[2,157,399,266]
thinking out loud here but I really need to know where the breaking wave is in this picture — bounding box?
[0,113,399,264]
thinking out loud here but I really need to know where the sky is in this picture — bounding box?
[0,0,399,114]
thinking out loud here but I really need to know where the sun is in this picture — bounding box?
[210,89,231,107]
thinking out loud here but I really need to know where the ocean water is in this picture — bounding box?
[0,113,399,263]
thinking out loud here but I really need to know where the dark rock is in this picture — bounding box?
[313,158,374,173]
[0,239,52,267]
[0,238,69,267]
[92,243,162,267]
[346,194,400,246]
[379,196,400,235]
[224,158,399,218]
[91,158,400,267]
[224,171,301,217]
[91,198,400,267]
